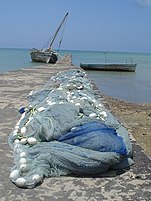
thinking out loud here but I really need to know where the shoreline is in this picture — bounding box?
[102,95,151,158]
[1,63,151,154]
[1,61,151,157]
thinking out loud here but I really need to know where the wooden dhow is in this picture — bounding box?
[30,13,68,64]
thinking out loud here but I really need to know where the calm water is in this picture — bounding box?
[0,48,151,104]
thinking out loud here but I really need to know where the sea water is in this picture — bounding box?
[0,48,151,104]
[0,48,43,72]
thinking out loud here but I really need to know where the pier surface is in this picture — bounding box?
[0,56,151,201]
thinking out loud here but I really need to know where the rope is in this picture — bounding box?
[42,35,52,50]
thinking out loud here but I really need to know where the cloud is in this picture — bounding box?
[136,0,151,6]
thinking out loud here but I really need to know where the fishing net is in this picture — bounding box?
[8,69,133,188]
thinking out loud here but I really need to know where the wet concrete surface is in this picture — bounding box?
[0,56,151,201]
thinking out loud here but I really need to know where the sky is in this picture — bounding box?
[0,0,151,53]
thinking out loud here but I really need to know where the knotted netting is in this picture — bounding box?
[8,69,133,188]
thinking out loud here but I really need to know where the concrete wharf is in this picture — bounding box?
[0,55,151,201]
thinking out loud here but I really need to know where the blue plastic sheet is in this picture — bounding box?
[58,121,127,156]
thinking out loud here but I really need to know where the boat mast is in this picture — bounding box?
[49,12,68,49]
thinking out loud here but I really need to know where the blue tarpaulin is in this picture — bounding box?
[58,121,127,155]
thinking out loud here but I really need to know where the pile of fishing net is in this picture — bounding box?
[8,69,134,188]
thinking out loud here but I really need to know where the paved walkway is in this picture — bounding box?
[0,56,151,201]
